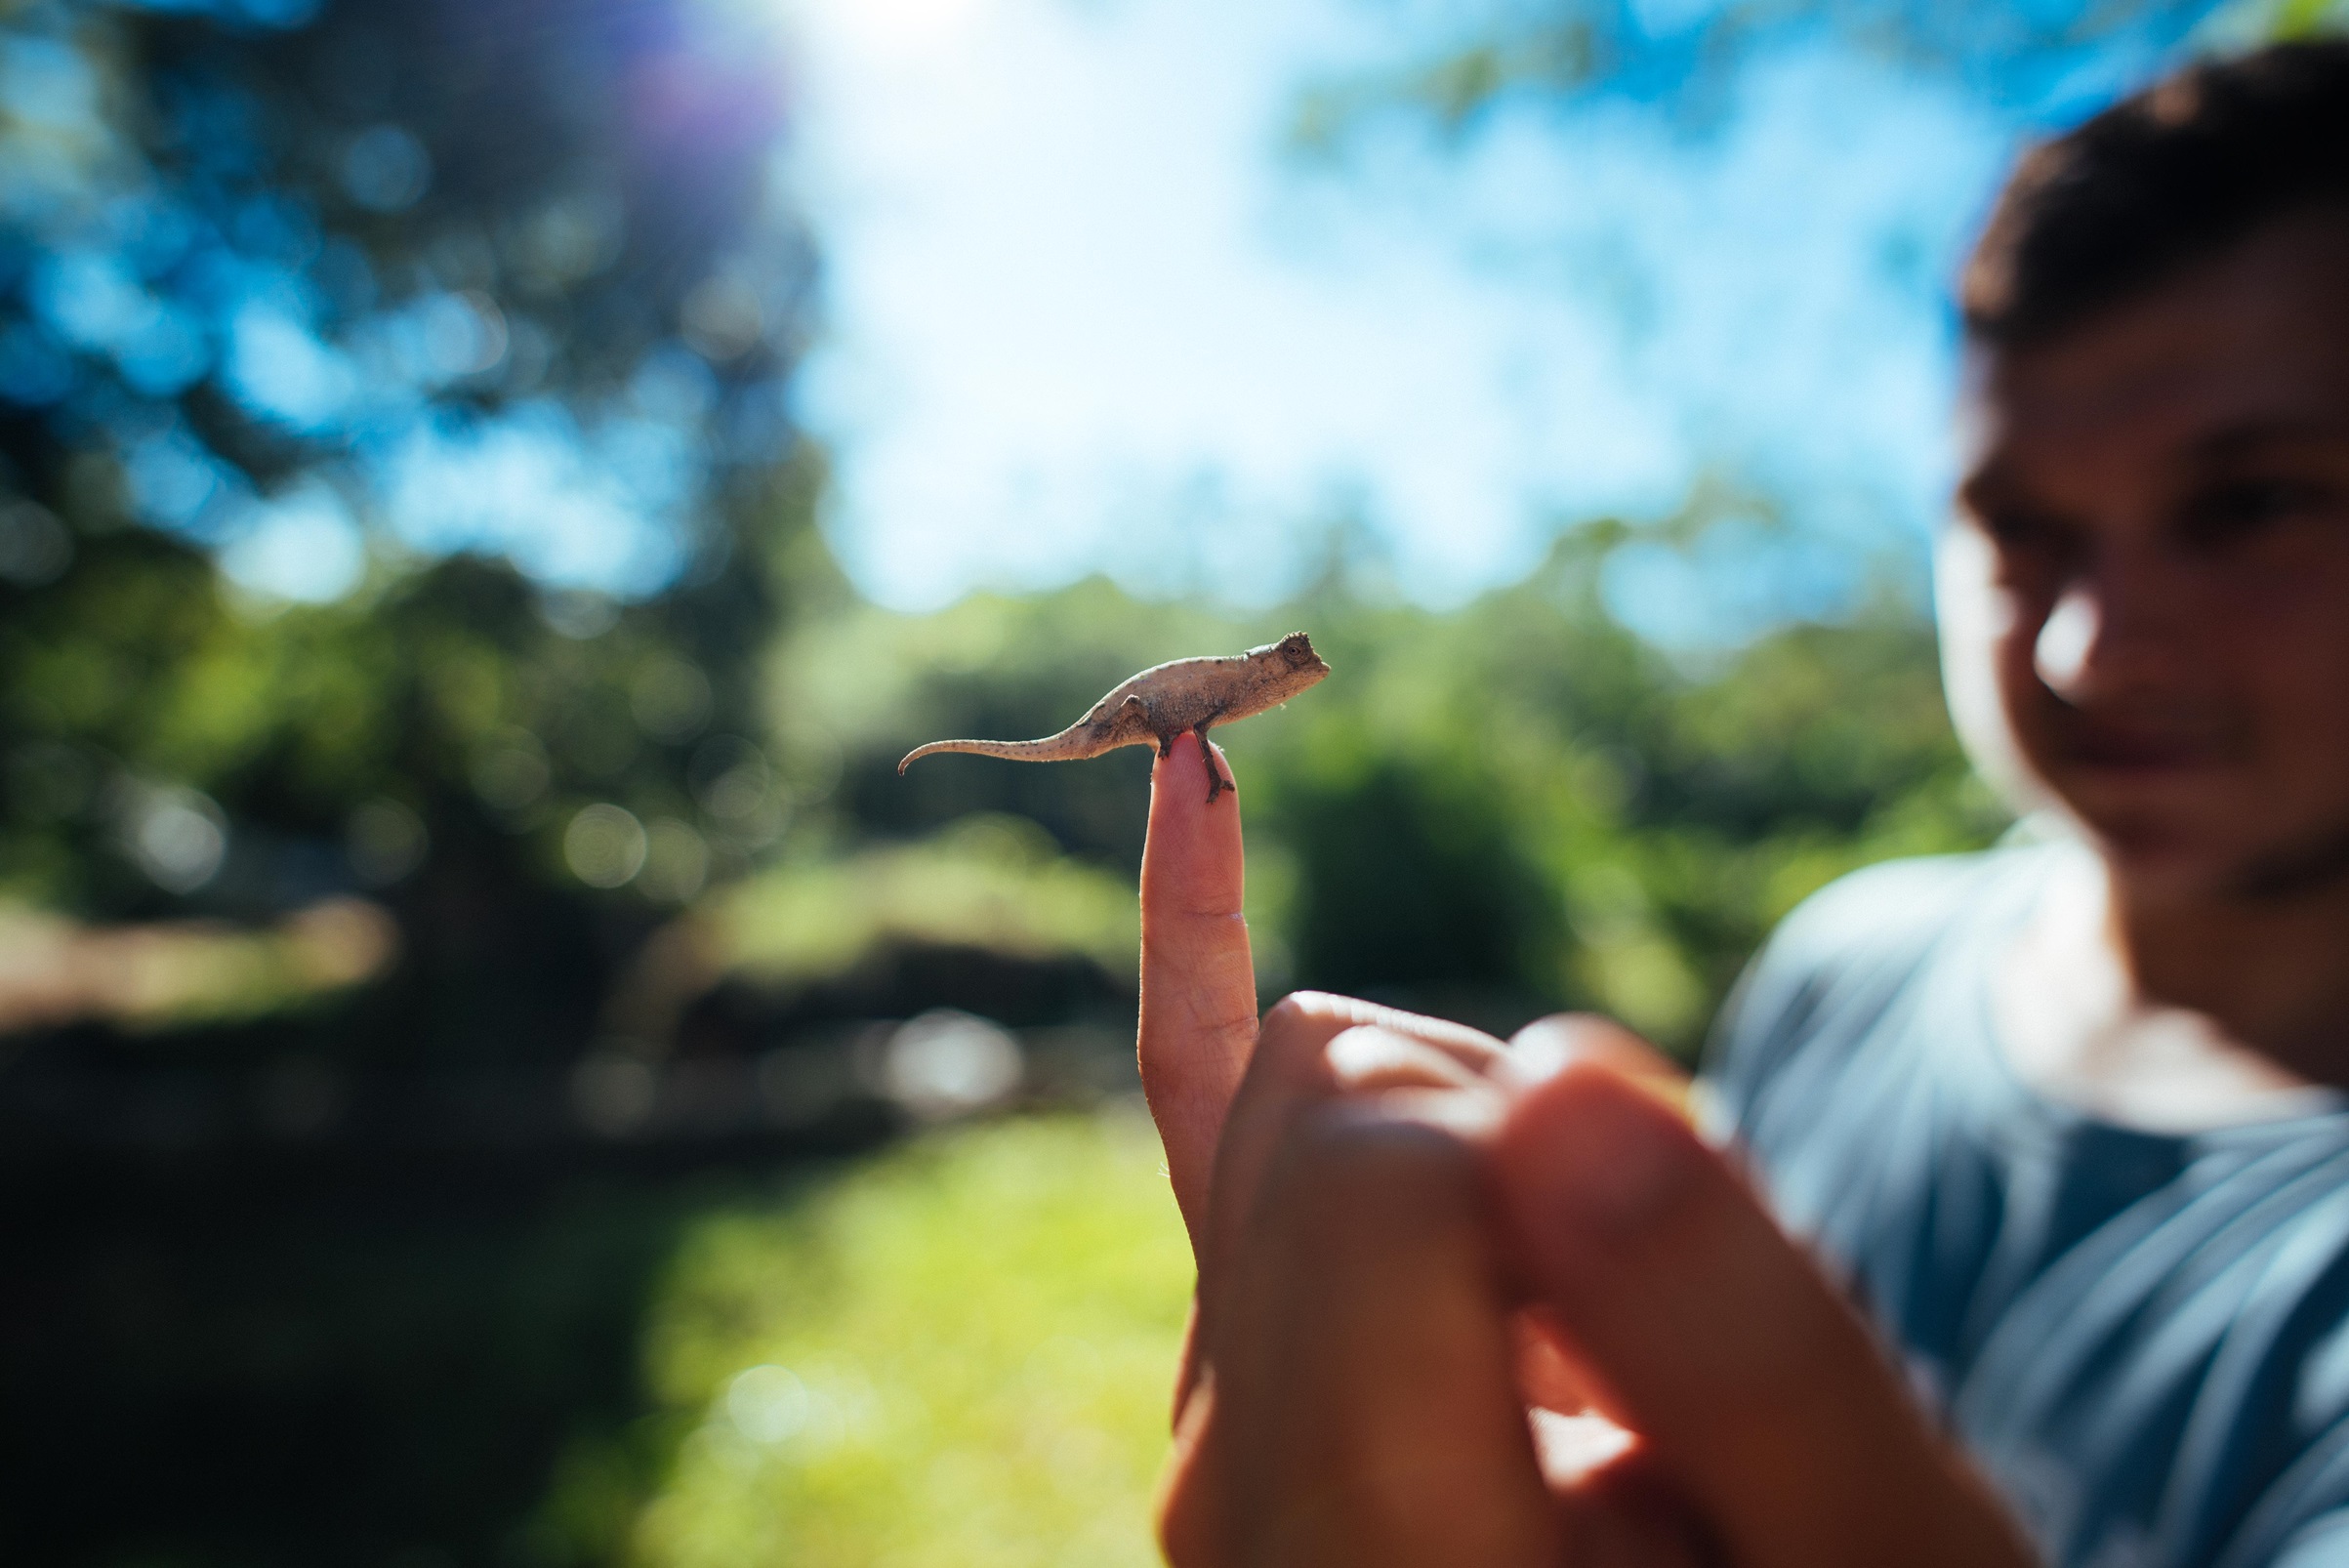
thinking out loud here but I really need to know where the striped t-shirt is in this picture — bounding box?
[1708,850,2349,1568]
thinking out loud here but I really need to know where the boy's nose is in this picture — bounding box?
[2031,554,2196,708]
[2034,587,2098,699]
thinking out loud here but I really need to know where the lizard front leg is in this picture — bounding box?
[1193,718,1236,805]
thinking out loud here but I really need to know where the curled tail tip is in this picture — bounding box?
[898,740,978,771]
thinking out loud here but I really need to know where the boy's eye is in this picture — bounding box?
[1977,505,2078,564]
[2179,477,2330,547]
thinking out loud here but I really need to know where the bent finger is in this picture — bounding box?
[1209,1098,1558,1568]
[1201,1001,1506,1340]
[1170,1002,1509,1433]
[1494,1060,2032,1568]
[1504,1013,1693,1117]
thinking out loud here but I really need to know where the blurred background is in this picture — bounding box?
[0,0,2338,1562]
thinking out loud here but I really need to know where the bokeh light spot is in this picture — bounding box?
[118,784,230,895]
[342,123,432,212]
[565,803,649,888]
[883,1009,1023,1120]
[218,482,365,603]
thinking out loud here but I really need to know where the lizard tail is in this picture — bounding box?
[897,736,1096,773]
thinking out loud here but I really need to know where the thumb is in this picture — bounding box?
[1492,1047,2033,1568]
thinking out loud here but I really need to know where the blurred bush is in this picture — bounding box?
[0,0,814,1060]
[779,529,2007,1052]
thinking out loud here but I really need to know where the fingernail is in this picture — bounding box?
[1531,1073,1686,1233]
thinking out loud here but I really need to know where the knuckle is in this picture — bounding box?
[1278,1102,1480,1210]
[1262,990,1348,1030]
[1257,992,1314,1035]
[1256,992,1364,1060]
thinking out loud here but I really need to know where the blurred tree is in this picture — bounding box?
[0,0,824,1061]
[0,4,839,1562]
[767,532,2006,1054]
[1290,0,2232,151]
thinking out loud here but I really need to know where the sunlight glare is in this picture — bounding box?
[804,0,984,58]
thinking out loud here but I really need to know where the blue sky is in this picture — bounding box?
[3,0,2220,634]
[778,0,2194,638]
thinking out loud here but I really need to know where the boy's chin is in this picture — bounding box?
[2095,837,2253,907]
[2083,808,2349,908]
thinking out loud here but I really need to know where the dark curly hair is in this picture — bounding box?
[1962,38,2349,348]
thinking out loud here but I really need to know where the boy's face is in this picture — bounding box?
[1941,210,2349,904]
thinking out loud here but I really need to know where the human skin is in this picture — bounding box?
[1135,739,2030,1566]
[1133,213,2349,1564]
[1941,209,2349,1074]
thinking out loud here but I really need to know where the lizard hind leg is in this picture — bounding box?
[1109,694,1172,758]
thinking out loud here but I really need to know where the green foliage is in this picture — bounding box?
[623,1112,1191,1568]
[0,0,820,1034]
[780,534,2006,1052]
[1290,21,1599,150]
[1,524,791,908]
[717,815,1141,985]
[2243,0,2349,35]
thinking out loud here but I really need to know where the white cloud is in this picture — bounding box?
[785,0,2015,620]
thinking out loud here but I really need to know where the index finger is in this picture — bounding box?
[1493,1061,2035,1568]
[1140,731,1259,1252]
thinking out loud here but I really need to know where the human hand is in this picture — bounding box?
[1135,731,1261,1255]
[1133,738,2030,1565]
[1159,1011,2039,1568]
[1134,736,1510,1380]
[1135,734,1517,1407]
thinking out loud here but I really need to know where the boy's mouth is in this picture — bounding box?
[2051,711,2233,773]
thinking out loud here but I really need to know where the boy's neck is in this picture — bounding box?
[2113,854,2349,1087]
[1997,846,2333,1130]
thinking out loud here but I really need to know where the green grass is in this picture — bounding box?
[622,1111,1194,1568]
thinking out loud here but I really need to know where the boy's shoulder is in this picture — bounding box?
[1744,846,2031,1016]
[1704,846,2044,1113]
[1768,848,2024,973]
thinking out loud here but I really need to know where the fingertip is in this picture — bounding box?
[1506,1012,1665,1082]
[1143,731,1244,909]
[1150,733,1230,804]
[1497,1060,1704,1239]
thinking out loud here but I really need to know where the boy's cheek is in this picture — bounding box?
[1935,524,2057,818]
[2250,661,2349,843]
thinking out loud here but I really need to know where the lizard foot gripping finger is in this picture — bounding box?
[1196,727,1237,805]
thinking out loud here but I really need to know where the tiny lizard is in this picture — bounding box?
[897,632,1331,804]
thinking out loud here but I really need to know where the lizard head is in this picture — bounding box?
[1253,631,1332,699]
